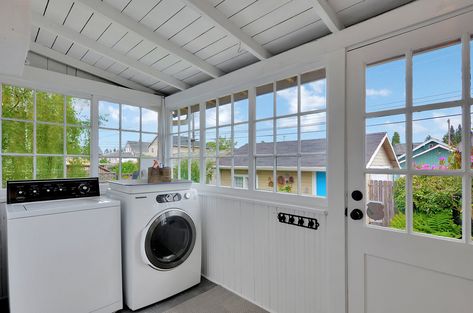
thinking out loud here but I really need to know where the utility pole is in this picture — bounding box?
[447,118,451,146]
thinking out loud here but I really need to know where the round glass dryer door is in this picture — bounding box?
[144,209,196,270]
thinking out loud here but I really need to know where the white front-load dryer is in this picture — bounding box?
[108,181,201,311]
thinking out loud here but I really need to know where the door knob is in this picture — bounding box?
[351,190,363,201]
[350,209,364,220]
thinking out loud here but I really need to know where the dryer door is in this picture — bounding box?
[143,209,196,270]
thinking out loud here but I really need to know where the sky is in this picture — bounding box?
[366,42,468,144]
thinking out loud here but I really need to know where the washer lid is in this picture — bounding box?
[6,197,119,219]
[109,180,192,194]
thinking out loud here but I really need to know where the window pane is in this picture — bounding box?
[171,134,181,158]
[301,70,326,112]
[206,100,217,128]
[412,175,462,239]
[218,126,232,156]
[2,156,33,187]
[67,157,90,178]
[99,101,119,128]
[179,107,189,134]
[301,112,326,154]
[366,58,405,112]
[276,116,298,154]
[66,97,90,126]
[276,76,297,116]
[190,159,200,183]
[36,91,64,123]
[205,128,217,156]
[142,133,158,158]
[256,120,273,154]
[99,158,119,181]
[99,129,119,157]
[37,156,64,179]
[121,158,139,180]
[2,85,34,120]
[366,114,405,169]
[37,124,64,154]
[234,91,248,123]
[218,95,232,126]
[234,156,249,189]
[219,157,232,187]
[190,129,200,158]
[190,104,200,131]
[256,157,274,191]
[121,104,140,131]
[276,156,298,194]
[366,174,406,229]
[121,131,140,157]
[67,127,90,155]
[234,123,248,154]
[178,159,190,180]
[413,43,462,106]
[2,120,33,153]
[170,110,179,134]
[141,108,158,133]
[205,158,216,185]
[300,167,322,197]
[412,107,461,170]
[256,83,273,120]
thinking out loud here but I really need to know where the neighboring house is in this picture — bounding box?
[395,138,453,169]
[123,141,152,157]
[148,135,200,158]
[218,132,399,197]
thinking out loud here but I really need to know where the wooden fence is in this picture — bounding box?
[368,180,395,227]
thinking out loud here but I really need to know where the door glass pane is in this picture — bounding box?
[301,112,326,154]
[365,114,405,169]
[412,175,462,239]
[36,91,64,123]
[66,97,90,126]
[2,120,33,153]
[412,107,461,170]
[301,69,326,113]
[2,85,34,120]
[2,156,33,187]
[276,76,297,116]
[366,174,406,229]
[413,43,462,106]
[37,124,64,154]
[276,157,298,194]
[276,116,298,154]
[99,101,120,129]
[256,157,274,192]
[256,83,273,120]
[37,156,64,179]
[366,58,405,113]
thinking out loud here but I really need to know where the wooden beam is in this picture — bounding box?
[182,0,272,60]
[76,0,224,78]
[29,42,156,94]
[307,0,344,33]
[31,12,190,90]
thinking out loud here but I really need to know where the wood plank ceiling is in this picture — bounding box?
[30,0,415,95]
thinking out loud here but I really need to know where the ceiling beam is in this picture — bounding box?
[29,42,156,94]
[181,0,272,60]
[307,0,344,33]
[31,12,190,90]
[76,0,224,78]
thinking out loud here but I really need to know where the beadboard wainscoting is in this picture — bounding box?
[0,203,7,299]
[200,193,328,313]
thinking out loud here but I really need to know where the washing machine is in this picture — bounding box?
[108,181,201,311]
[6,178,122,313]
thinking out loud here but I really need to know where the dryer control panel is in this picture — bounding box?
[7,177,100,204]
[156,192,184,203]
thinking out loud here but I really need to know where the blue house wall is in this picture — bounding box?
[399,146,452,169]
[315,171,327,197]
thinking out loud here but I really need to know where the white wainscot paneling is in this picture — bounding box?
[200,193,327,313]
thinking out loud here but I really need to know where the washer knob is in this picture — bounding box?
[184,192,191,199]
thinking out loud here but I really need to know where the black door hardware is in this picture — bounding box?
[351,190,363,201]
[277,212,319,230]
[350,209,364,220]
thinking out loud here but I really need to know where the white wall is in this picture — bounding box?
[199,192,327,313]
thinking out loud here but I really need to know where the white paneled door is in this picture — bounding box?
[347,10,473,313]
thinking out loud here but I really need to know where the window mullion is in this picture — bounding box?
[231,94,235,188]
[63,95,67,177]
[187,105,191,180]
[216,98,220,186]
[297,75,302,195]
[406,50,414,234]
[199,102,205,184]
[0,83,3,184]
[33,90,37,180]
[248,87,256,191]
[272,81,277,193]
[118,104,122,179]
[90,95,99,177]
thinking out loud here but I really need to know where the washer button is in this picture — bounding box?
[184,192,191,199]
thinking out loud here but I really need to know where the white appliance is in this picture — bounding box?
[108,181,201,311]
[6,178,122,313]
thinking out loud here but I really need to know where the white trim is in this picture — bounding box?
[365,134,401,169]
[397,138,453,160]
[77,0,223,79]
[305,0,344,33]
[181,0,272,60]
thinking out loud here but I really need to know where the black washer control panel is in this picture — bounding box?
[156,193,182,203]
[7,177,100,204]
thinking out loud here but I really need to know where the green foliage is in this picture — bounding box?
[442,124,462,147]
[172,159,214,183]
[111,160,139,179]
[391,131,400,145]
[390,212,462,239]
[206,138,234,154]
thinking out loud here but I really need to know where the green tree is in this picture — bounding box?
[391,132,400,145]
[443,124,462,147]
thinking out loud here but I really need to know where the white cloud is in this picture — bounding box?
[276,80,326,115]
[366,88,392,97]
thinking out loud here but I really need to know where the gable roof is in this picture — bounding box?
[125,141,152,154]
[396,137,453,161]
[221,132,392,168]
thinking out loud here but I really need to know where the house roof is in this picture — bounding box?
[126,141,152,154]
[220,132,390,168]
[396,138,453,161]
[148,135,200,148]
